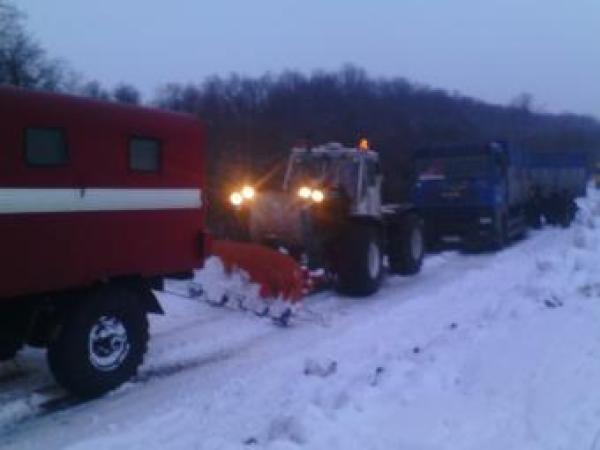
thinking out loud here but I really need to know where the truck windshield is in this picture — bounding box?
[285,154,359,197]
[416,155,491,181]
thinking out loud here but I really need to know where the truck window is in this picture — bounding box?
[129,137,161,172]
[25,128,68,166]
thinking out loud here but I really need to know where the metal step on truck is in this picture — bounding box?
[229,141,426,297]
[411,141,588,249]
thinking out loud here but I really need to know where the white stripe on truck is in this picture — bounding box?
[0,188,202,214]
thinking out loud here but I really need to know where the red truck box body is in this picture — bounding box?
[0,87,206,300]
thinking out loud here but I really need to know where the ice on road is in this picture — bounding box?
[2,189,600,449]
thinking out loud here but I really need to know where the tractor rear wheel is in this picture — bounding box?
[389,214,425,275]
[335,223,383,297]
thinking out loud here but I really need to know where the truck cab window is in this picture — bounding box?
[129,137,161,172]
[25,128,68,166]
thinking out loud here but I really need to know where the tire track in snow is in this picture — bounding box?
[0,320,282,436]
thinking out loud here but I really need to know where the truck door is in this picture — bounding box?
[356,157,382,217]
[493,152,509,207]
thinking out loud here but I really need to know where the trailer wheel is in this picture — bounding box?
[47,287,148,398]
[335,224,383,297]
[389,214,425,275]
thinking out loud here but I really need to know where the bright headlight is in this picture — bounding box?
[229,191,243,206]
[298,186,312,199]
[241,185,255,200]
[311,189,325,203]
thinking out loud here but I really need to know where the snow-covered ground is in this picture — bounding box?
[3,188,600,450]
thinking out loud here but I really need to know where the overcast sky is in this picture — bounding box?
[17,0,600,118]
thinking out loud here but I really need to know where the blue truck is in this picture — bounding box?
[411,141,588,249]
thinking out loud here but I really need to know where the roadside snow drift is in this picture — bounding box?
[2,187,600,450]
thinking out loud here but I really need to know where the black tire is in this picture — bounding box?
[389,214,425,275]
[0,341,21,361]
[0,314,24,360]
[559,197,577,228]
[335,223,383,297]
[490,215,508,250]
[47,286,148,399]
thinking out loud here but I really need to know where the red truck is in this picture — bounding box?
[0,87,207,398]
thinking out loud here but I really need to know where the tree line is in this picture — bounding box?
[2,0,600,215]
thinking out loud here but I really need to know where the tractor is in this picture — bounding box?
[230,141,425,297]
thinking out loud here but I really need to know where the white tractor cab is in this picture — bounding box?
[236,141,425,296]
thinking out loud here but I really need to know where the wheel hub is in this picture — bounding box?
[89,316,130,372]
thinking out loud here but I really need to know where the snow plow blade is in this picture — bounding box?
[210,240,305,303]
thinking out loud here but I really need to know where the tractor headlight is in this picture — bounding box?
[229,191,243,207]
[298,186,312,199]
[241,185,255,200]
[311,189,325,203]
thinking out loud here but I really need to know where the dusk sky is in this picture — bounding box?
[18,0,600,118]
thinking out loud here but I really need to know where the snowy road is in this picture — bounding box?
[2,191,600,449]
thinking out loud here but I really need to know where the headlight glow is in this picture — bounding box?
[241,185,255,200]
[229,191,243,206]
[311,189,325,203]
[298,186,312,199]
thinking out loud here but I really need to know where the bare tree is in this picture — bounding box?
[510,93,535,112]
[113,83,141,104]
[79,80,110,101]
[0,0,67,90]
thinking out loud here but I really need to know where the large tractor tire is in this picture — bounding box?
[47,286,149,399]
[389,214,425,275]
[335,223,383,297]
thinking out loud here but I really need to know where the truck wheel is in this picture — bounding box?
[0,308,27,360]
[389,215,425,275]
[559,197,577,228]
[490,216,508,250]
[336,224,383,297]
[47,287,148,398]
[0,341,22,361]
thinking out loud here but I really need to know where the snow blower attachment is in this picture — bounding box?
[198,239,307,325]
